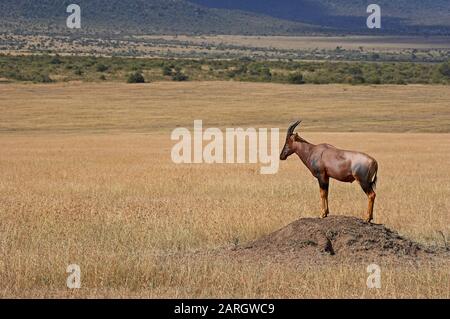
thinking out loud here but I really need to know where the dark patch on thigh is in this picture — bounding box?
[353,163,369,181]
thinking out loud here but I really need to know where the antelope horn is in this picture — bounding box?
[287,120,302,137]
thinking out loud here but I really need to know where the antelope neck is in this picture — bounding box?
[293,140,314,165]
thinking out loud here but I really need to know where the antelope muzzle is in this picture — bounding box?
[280,144,291,161]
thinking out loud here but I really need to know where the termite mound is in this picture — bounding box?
[232,216,449,263]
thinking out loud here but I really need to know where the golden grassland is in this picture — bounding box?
[0,82,449,298]
[1,82,450,134]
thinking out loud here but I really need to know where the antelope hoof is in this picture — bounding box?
[365,217,373,223]
[320,213,328,219]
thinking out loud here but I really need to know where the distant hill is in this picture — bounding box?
[0,0,318,35]
[0,0,449,35]
[190,0,450,34]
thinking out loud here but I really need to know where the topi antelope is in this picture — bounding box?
[280,121,378,223]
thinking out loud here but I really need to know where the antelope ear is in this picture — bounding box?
[294,132,300,140]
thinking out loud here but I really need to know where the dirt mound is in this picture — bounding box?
[234,216,447,263]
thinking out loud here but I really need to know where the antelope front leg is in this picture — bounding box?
[318,177,330,218]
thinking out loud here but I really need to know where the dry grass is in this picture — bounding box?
[0,82,449,298]
[1,82,450,134]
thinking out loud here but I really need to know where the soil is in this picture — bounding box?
[229,216,449,264]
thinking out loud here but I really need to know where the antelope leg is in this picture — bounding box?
[366,191,376,223]
[318,177,329,218]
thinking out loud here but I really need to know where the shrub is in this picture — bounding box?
[226,70,237,78]
[172,70,189,81]
[162,65,173,76]
[50,55,62,65]
[96,63,108,72]
[127,72,145,83]
[438,62,450,78]
[5,70,24,81]
[259,67,272,81]
[130,63,141,71]
[349,75,365,85]
[248,63,272,81]
[288,72,305,84]
[366,75,381,84]
[84,59,97,67]
[350,65,363,74]
[32,72,53,83]
[304,70,331,84]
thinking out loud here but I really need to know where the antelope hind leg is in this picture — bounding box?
[358,178,376,223]
[318,178,330,218]
[365,191,376,223]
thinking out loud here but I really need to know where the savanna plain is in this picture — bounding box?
[0,82,449,298]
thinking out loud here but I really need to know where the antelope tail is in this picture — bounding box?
[370,162,378,191]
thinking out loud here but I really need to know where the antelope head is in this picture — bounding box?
[280,120,301,161]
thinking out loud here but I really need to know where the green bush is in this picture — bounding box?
[32,72,53,83]
[162,65,173,76]
[4,70,23,81]
[96,63,109,72]
[349,75,365,85]
[304,71,331,84]
[438,62,450,78]
[260,67,272,81]
[287,72,305,84]
[172,70,188,81]
[248,63,272,81]
[84,59,97,67]
[366,75,381,84]
[50,55,62,65]
[127,72,145,83]
[1,55,448,86]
